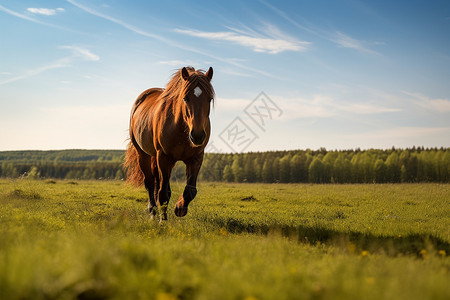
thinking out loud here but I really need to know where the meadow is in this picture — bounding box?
[0,179,449,300]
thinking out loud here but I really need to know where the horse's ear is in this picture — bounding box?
[181,67,190,81]
[205,67,213,81]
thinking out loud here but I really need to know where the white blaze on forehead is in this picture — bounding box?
[193,86,203,97]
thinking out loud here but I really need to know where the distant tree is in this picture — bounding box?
[385,152,400,183]
[322,152,337,182]
[290,153,307,182]
[115,169,124,180]
[333,154,352,183]
[374,159,387,183]
[279,154,291,183]
[309,157,325,183]
[0,148,448,183]
[27,166,40,179]
[231,156,245,182]
[223,165,233,182]
[1,163,19,178]
[272,157,280,182]
[253,157,262,182]
[262,159,273,183]
[400,165,408,183]
[244,155,256,182]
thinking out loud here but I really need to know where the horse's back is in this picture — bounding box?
[131,88,164,117]
[130,88,164,156]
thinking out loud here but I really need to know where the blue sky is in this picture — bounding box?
[0,0,449,151]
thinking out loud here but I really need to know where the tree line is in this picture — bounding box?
[0,148,449,183]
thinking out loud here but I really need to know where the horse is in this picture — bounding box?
[124,66,214,222]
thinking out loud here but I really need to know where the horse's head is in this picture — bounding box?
[180,66,214,147]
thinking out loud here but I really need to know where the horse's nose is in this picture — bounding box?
[189,130,206,146]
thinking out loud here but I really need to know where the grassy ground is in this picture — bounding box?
[0,179,449,299]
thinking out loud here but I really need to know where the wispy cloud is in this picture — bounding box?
[344,127,450,140]
[212,93,395,119]
[27,7,65,16]
[60,46,100,61]
[281,95,336,119]
[0,4,85,34]
[0,58,71,85]
[402,91,450,113]
[0,46,99,85]
[260,1,322,37]
[158,60,198,66]
[338,126,450,149]
[261,1,382,56]
[175,27,309,54]
[0,4,47,25]
[335,102,401,114]
[220,68,255,78]
[245,94,400,120]
[66,0,167,41]
[66,0,276,78]
[331,31,380,55]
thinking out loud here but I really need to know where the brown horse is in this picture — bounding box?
[124,66,214,222]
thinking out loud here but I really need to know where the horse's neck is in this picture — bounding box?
[167,98,187,132]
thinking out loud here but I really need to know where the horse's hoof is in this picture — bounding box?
[174,205,188,217]
[147,207,157,220]
[159,213,168,223]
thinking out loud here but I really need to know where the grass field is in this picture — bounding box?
[0,179,449,299]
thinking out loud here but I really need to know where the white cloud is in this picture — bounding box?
[61,46,100,61]
[158,60,198,66]
[175,28,309,54]
[342,127,450,146]
[0,58,71,85]
[0,46,99,85]
[332,31,380,55]
[27,7,65,16]
[0,4,81,33]
[261,2,383,56]
[220,69,254,78]
[334,103,401,114]
[214,97,249,113]
[280,95,336,119]
[273,94,400,120]
[402,91,450,113]
[66,0,273,78]
[215,93,401,121]
[0,104,130,150]
[0,4,46,24]
[66,0,165,40]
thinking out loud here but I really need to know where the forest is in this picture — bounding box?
[0,147,449,183]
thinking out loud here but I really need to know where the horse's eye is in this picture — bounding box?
[183,98,188,103]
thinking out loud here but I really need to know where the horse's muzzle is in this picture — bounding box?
[189,130,206,146]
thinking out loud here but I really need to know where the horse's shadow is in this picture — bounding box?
[210,217,449,256]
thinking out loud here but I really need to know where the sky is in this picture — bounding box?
[0,0,449,152]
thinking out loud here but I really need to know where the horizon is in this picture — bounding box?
[1,0,449,152]
[0,146,448,154]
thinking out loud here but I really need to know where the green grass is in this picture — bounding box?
[0,179,449,299]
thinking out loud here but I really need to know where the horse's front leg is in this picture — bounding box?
[156,151,174,222]
[175,153,204,217]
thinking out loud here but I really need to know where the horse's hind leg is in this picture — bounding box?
[151,156,159,213]
[138,153,157,219]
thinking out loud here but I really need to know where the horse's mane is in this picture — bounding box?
[162,67,215,101]
[160,67,215,122]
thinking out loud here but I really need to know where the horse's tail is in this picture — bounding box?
[124,140,145,187]
[124,88,163,187]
